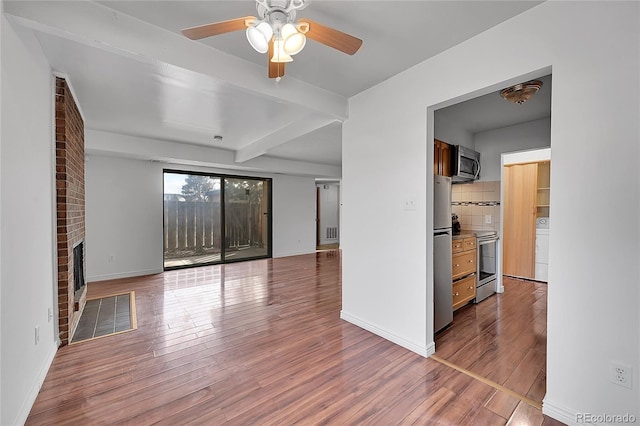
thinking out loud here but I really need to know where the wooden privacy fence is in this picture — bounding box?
[164,200,265,254]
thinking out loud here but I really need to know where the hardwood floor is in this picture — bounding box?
[27,252,563,425]
[435,277,548,407]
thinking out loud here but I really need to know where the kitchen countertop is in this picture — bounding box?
[452,232,475,240]
[452,229,498,240]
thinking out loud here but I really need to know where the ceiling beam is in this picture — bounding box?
[3,0,349,120]
[235,115,339,163]
[86,130,341,178]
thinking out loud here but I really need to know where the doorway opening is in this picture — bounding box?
[316,182,340,251]
[502,154,551,281]
[163,170,272,269]
[431,72,552,415]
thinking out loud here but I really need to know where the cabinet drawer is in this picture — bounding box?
[452,240,464,253]
[452,251,476,280]
[463,237,476,251]
[453,275,476,310]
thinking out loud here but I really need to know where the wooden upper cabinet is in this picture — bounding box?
[434,139,453,177]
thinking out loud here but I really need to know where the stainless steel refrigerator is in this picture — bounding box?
[433,175,453,333]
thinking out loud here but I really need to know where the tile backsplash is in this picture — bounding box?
[452,181,500,232]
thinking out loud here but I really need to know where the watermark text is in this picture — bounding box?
[576,413,637,424]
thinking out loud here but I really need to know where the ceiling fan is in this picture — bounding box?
[181,0,363,80]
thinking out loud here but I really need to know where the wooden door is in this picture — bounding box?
[503,163,538,278]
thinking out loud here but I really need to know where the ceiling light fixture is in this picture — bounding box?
[245,0,309,65]
[246,22,273,53]
[500,80,543,104]
[181,0,362,80]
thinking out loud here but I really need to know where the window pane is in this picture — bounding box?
[163,173,221,268]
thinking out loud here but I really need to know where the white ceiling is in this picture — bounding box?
[4,0,545,173]
[436,74,552,134]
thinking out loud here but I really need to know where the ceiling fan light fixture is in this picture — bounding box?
[271,37,293,63]
[181,0,363,79]
[500,80,543,104]
[281,23,306,55]
[246,21,273,53]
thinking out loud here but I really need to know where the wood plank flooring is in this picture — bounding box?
[27,252,563,425]
[435,277,548,407]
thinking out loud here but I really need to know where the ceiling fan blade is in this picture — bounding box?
[181,16,254,40]
[300,19,362,55]
[268,39,286,79]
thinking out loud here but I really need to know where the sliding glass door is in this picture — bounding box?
[163,171,271,269]
[224,178,270,262]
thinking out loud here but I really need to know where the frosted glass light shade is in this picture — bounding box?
[271,37,293,63]
[246,22,273,54]
[281,23,306,55]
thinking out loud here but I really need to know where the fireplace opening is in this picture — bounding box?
[73,241,85,303]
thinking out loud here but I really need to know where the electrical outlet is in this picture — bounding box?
[484,215,492,224]
[48,308,53,323]
[35,325,40,346]
[403,198,416,211]
[611,362,633,389]
[109,254,115,262]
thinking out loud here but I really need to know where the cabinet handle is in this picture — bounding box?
[468,286,474,290]
[454,264,459,267]
[454,292,459,296]
[468,260,474,263]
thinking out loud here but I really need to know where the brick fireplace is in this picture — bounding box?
[55,77,86,345]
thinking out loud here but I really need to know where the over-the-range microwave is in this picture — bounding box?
[453,145,481,182]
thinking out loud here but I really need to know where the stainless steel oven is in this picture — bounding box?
[474,231,498,303]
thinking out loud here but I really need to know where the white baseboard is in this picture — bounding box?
[273,249,315,258]
[543,398,581,425]
[340,310,433,357]
[87,268,162,283]
[13,340,59,425]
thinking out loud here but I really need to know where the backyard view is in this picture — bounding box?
[163,172,270,268]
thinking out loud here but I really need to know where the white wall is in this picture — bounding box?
[85,147,317,281]
[0,18,58,425]
[475,117,551,181]
[85,155,164,281]
[342,2,639,424]
[0,5,4,423]
[434,114,474,149]
[503,147,551,166]
[272,175,316,257]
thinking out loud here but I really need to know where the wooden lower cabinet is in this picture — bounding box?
[452,250,475,280]
[452,236,476,310]
[452,274,476,310]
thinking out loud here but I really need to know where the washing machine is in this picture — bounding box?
[535,217,549,282]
